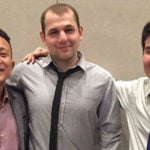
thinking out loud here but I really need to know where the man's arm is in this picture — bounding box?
[115,79,139,109]
[22,47,49,64]
[98,78,121,150]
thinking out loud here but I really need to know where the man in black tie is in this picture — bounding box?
[7,3,121,150]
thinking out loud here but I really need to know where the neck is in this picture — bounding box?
[53,56,79,72]
[56,62,76,72]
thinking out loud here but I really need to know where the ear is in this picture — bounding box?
[12,60,15,69]
[40,31,46,43]
[79,26,83,41]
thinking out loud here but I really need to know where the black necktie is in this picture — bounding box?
[49,63,80,150]
[147,134,150,150]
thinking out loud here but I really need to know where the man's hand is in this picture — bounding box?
[22,47,49,64]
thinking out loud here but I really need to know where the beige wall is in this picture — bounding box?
[1,0,150,149]
[1,0,149,80]
[0,0,150,79]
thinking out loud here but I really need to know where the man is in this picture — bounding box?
[7,3,121,150]
[115,22,150,150]
[27,21,150,150]
[0,29,29,150]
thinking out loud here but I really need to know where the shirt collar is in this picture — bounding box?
[144,77,150,98]
[1,87,9,106]
[38,51,86,72]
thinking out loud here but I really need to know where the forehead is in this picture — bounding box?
[45,8,74,18]
[145,36,150,46]
[45,9,77,27]
[0,36,11,52]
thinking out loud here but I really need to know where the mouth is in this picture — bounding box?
[0,68,5,72]
[57,45,71,50]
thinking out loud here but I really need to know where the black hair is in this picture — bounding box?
[0,28,12,57]
[141,22,150,50]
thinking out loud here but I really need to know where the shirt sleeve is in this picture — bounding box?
[6,62,24,90]
[115,80,136,109]
[98,77,121,150]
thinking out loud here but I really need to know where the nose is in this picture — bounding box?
[58,31,68,42]
[0,58,2,63]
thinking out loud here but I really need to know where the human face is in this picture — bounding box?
[143,36,150,77]
[40,9,83,71]
[0,37,14,85]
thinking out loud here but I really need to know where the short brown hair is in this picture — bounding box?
[41,3,80,33]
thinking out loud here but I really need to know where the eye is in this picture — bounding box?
[0,50,8,57]
[48,30,59,37]
[50,31,58,35]
[0,53,7,57]
[65,28,74,34]
[144,47,150,54]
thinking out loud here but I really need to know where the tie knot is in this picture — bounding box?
[57,72,67,79]
[50,63,80,79]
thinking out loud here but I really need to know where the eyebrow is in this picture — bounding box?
[0,47,6,50]
[0,47,10,54]
[144,46,150,49]
[49,25,75,31]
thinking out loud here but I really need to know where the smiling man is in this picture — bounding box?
[7,3,121,150]
[115,22,150,150]
[0,29,29,150]
[27,21,150,150]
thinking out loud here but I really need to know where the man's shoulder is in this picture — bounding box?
[84,61,112,77]
[115,76,148,91]
[82,60,113,83]
[116,76,148,85]
[14,58,47,72]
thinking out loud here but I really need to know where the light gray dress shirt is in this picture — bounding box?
[7,52,121,150]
